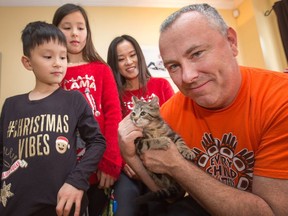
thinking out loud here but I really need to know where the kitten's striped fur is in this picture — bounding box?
[130,95,195,203]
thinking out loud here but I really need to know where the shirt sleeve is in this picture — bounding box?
[97,65,123,179]
[65,92,106,191]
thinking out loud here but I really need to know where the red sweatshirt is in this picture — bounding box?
[122,77,175,117]
[61,61,122,184]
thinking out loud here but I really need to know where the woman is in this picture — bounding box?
[107,34,174,215]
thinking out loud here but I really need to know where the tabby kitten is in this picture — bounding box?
[130,95,195,204]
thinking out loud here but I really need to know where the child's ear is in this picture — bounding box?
[21,55,33,71]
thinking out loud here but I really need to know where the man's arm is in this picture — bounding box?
[141,143,288,215]
[253,175,288,215]
[118,114,159,192]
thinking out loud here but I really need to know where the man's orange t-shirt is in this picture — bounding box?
[161,66,288,192]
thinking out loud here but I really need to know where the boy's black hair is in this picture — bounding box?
[21,21,67,57]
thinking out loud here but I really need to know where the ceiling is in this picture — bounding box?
[0,0,244,10]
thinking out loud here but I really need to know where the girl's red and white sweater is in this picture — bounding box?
[61,61,122,184]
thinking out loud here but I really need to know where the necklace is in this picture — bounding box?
[127,88,145,100]
[67,61,87,66]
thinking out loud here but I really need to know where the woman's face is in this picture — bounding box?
[116,40,139,80]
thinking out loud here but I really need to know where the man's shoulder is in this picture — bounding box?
[161,92,187,111]
[241,66,288,79]
[241,66,288,115]
[241,66,288,93]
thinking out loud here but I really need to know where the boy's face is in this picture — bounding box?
[23,40,67,87]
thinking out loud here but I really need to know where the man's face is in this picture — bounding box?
[159,12,240,109]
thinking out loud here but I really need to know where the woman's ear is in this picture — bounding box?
[227,27,238,57]
[21,55,33,71]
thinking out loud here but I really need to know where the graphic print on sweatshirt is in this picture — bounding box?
[193,132,254,191]
[62,75,100,117]
[1,114,71,207]
[124,93,156,111]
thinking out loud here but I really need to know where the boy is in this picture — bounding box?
[0,21,106,216]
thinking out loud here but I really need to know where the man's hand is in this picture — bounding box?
[97,170,116,189]
[118,114,159,191]
[141,140,184,175]
[56,183,84,216]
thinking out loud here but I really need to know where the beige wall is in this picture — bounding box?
[0,0,285,107]
[0,7,180,107]
[236,0,286,70]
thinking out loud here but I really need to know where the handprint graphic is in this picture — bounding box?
[193,132,254,191]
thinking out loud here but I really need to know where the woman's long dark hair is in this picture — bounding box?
[107,35,151,110]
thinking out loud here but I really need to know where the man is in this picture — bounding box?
[118,3,288,215]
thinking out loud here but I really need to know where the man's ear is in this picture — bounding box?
[227,27,238,57]
[21,55,33,71]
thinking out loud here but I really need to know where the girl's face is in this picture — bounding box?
[57,11,87,56]
[116,40,139,80]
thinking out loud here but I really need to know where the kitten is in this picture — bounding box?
[130,95,195,204]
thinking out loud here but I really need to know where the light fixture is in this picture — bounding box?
[233,9,240,18]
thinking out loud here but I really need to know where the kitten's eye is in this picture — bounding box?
[131,112,135,117]
[140,111,146,116]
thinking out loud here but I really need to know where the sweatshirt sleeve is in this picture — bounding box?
[97,65,123,179]
[65,92,106,191]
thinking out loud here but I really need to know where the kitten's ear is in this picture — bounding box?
[151,95,159,105]
[152,94,159,103]
[132,96,138,104]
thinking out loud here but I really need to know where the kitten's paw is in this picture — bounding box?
[158,137,171,150]
[182,150,196,160]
